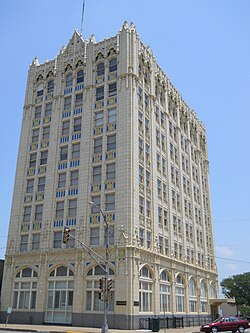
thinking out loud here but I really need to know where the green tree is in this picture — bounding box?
[221,272,250,311]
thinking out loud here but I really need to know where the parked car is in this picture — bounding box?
[200,316,250,333]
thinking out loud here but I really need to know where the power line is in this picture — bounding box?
[215,256,250,264]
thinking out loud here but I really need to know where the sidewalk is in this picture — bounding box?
[0,324,200,333]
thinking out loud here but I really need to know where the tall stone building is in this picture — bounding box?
[1,22,218,329]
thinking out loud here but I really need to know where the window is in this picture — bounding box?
[139,196,144,215]
[58,173,66,188]
[163,209,168,227]
[60,146,68,161]
[32,129,39,143]
[105,225,114,246]
[77,70,84,84]
[66,73,73,87]
[13,279,37,309]
[32,234,40,251]
[158,206,162,225]
[108,109,116,124]
[37,84,44,97]
[106,193,115,211]
[109,58,117,72]
[35,204,43,221]
[66,229,75,249]
[97,62,104,76]
[107,134,116,151]
[108,82,117,97]
[139,228,144,246]
[62,120,70,135]
[37,176,46,192]
[91,196,100,213]
[72,143,80,159]
[43,126,50,140]
[96,86,104,101]
[145,143,150,161]
[34,106,42,119]
[68,199,77,217]
[40,150,48,165]
[56,201,64,218]
[106,163,115,180]
[23,206,31,222]
[26,179,34,194]
[146,170,150,188]
[53,231,62,249]
[75,93,83,107]
[93,166,101,182]
[139,266,153,312]
[64,96,72,110]
[47,80,54,93]
[176,274,185,312]
[146,200,150,218]
[139,166,143,183]
[147,231,151,248]
[95,111,103,127]
[20,235,28,252]
[45,103,52,117]
[90,227,100,246]
[160,271,171,312]
[73,117,81,132]
[70,170,79,186]
[94,137,102,154]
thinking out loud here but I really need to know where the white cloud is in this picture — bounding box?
[226,263,238,271]
[216,246,234,258]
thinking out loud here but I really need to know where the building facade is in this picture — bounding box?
[1,22,218,329]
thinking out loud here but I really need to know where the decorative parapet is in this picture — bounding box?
[32,119,41,127]
[35,96,43,104]
[43,116,51,124]
[92,154,102,163]
[64,87,72,95]
[62,111,71,118]
[146,217,152,229]
[21,223,30,232]
[74,107,82,115]
[89,214,101,223]
[70,159,80,168]
[105,212,115,222]
[32,222,42,230]
[56,189,66,198]
[54,220,63,227]
[46,93,53,101]
[105,180,116,191]
[106,150,116,161]
[72,132,81,141]
[60,136,69,144]
[106,122,116,133]
[35,192,44,202]
[139,214,144,225]
[107,97,117,106]
[75,83,84,91]
[41,140,49,149]
[66,218,76,226]
[91,183,101,192]
[96,76,105,84]
[139,183,144,193]
[108,72,117,81]
[58,162,68,170]
[30,143,38,151]
[95,100,104,109]
[38,166,47,174]
[24,195,33,203]
[27,167,36,176]
[68,187,78,196]
[93,126,103,135]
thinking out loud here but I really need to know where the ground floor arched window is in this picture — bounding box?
[175,273,185,312]
[45,265,74,324]
[139,266,153,312]
[159,270,171,312]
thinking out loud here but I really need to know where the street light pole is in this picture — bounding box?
[90,201,109,333]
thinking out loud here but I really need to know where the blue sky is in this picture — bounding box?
[0,0,250,291]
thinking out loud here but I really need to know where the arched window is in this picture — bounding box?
[209,283,216,298]
[45,266,74,324]
[176,273,185,312]
[160,270,171,312]
[37,83,44,97]
[65,74,73,88]
[109,58,117,73]
[97,62,104,77]
[139,266,153,312]
[13,267,38,310]
[86,265,115,311]
[47,80,54,94]
[189,277,197,313]
[200,280,207,313]
[77,70,84,84]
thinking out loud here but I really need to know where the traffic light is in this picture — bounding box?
[99,277,105,291]
[63,227,70,243]
[107,278,112,291]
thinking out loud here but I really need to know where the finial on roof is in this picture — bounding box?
[122,21,129,30]
[89,34,96,43]
[31,57,39,67]
[130,22,136,31]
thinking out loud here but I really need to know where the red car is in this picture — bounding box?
[200,316,250,333]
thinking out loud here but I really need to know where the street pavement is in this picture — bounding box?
[0,323,201,333]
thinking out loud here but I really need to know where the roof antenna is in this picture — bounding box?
[80,0,85,35]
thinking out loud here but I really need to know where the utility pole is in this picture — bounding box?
[89,201,109,333]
